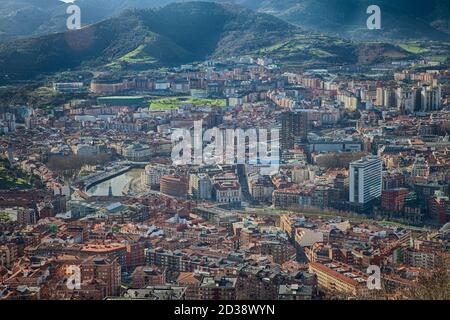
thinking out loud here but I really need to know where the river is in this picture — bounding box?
[87,168,143,196]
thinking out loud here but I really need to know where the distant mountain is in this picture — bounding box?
[0,0,177,41]
[1,1,449,42]
[0,2,411,81]
[240,0,450,40]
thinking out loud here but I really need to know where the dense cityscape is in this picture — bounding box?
[0,0,449,302]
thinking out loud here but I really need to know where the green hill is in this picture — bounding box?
[0,0,179,42]
[1,1,450,42]
[241,0,450,40]
[0,1,412,81]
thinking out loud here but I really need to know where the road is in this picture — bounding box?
[241,206,433,232]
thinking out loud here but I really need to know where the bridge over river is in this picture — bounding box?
[75,161,148,192]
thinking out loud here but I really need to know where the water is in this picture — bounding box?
[87,169,142,196]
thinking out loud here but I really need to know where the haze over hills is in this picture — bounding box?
[0,2,294,79]
[0,0,176,41]
[1,0,450,42]
[0,2,412,81]
[0,0,228,41]
[241,0,450,40]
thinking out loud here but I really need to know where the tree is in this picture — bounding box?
[403,260,450,300]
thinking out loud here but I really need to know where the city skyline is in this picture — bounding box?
[0,0,449,305]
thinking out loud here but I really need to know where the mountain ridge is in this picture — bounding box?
[0,1,411,81]
[1,0,449,42]
[241,0,450,40]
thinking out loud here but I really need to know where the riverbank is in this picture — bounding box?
[87,168,143,196]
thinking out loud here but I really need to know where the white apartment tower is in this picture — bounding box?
[189,173,212,200]
[349,156,383,205]
[421,85,442,111]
